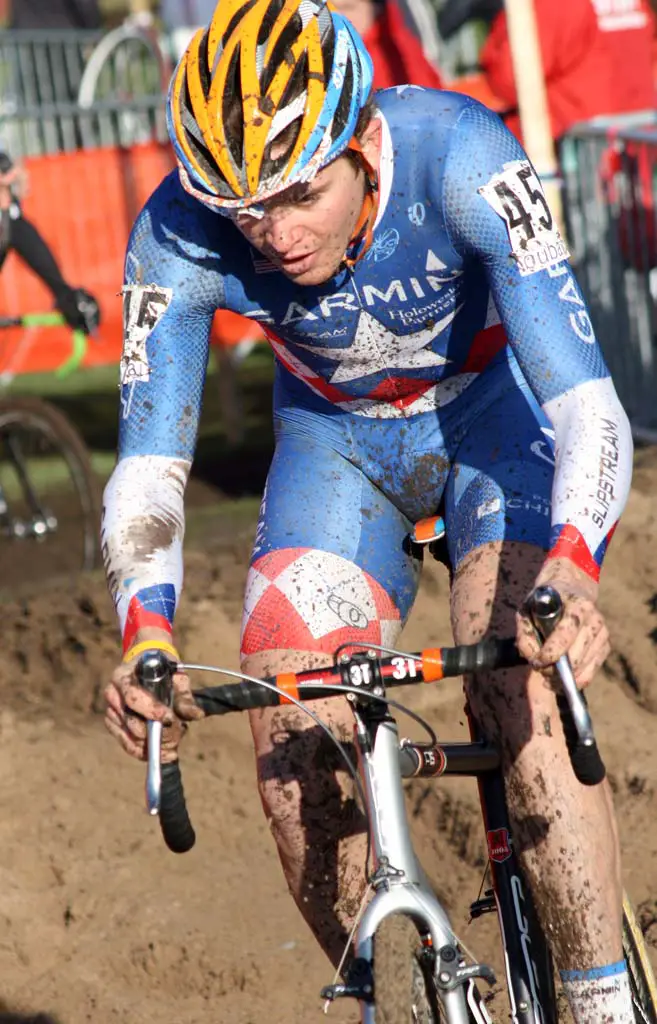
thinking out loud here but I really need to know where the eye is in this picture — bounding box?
[299,191,319,205]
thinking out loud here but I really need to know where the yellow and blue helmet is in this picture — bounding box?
[166,0,374,215]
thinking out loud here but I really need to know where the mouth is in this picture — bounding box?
[273,251,317,274]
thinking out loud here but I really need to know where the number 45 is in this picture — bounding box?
[494,164,553,242]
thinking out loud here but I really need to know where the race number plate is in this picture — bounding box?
[478,160,569,277]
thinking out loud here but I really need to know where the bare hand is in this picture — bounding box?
[516,558,611,688]
[104,657,204,763]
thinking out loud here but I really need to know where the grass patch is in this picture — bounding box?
[4,348,276,498]
[184,496,261,547]
[0,456,84,498]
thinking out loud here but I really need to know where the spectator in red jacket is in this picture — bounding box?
[477,0,656,144]
[331,0,444,90]
[589,0,656,113]
[480,0,617,142]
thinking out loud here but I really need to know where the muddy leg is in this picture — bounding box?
[244,650,368,969]
[451,541,622,969]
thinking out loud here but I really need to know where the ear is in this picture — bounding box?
[358,115,382,167]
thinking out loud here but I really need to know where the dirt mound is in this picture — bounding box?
[0,465,655,1022]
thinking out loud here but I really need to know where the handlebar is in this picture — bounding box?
[134,587,604,854]
[527,586,606,787]
[138,637,523,853]
[135,652,196,854]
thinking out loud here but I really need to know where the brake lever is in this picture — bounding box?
[527,585,594,746]
[135,650,175,815]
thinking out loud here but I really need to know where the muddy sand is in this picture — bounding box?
[0,447,656,1023]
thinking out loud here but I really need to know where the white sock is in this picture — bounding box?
[560,960,633,1024]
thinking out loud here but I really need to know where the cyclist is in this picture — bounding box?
[102,1,634,1020]
[0,153,100,335]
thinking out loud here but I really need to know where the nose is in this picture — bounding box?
[264,208,303,255]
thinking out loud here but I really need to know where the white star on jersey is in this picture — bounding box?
[293,306,462,384]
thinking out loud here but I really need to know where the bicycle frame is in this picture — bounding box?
[336,690,556,1023]
[475,758,557,1024]
[349,695,488,1024]
[138,592,604,1024]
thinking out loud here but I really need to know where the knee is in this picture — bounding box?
[240,549,405,667]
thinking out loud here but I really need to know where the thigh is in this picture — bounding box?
[445,387,556,751]
[450,539,550,758]
[242,431,422,753]
[444,383,554,572]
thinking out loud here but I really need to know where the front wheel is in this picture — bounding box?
[623,895,657,1024]
[374,914,441,1023]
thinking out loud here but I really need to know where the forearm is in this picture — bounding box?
[102,455,190,652]
[543,377,633,582]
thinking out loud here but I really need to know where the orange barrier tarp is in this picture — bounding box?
[0,143,263,378]
[0,142,174,376]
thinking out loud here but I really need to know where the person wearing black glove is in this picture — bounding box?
[0,152,101,335]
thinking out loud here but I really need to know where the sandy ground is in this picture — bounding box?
[0,446,656,1023]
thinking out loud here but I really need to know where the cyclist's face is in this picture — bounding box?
[234,122,381,285]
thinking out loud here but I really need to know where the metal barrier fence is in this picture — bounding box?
[1,95,168,156]
[0,28,656,437]
[0,28,173,374]
[561,116,657,441]
[0,30,99,154]
[0,28,167,157]
[0,16,480,154]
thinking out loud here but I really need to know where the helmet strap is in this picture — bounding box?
[343,136,380,268]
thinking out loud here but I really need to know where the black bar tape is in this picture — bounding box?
[442,637,523,677]
[193,680,281,716]
[527,587,606,787]
[158,761,196,853]
[556,693,606,786]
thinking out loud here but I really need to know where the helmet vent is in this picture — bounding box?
[224,47,245,166]
[197,29,212,99]
[222,0,258,49]
[261,13,303,93]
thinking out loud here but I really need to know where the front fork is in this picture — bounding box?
[323,697,494,1023]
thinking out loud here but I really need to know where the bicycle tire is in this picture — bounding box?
[374,914,442,1023]
[0,396,99,576]
[623,895,657,1024]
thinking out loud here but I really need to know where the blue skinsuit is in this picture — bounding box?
[108,87,627,640]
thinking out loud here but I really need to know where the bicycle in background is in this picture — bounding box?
[77,10,171,107]
[0,312,100,589]
[131,531,657,1024]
